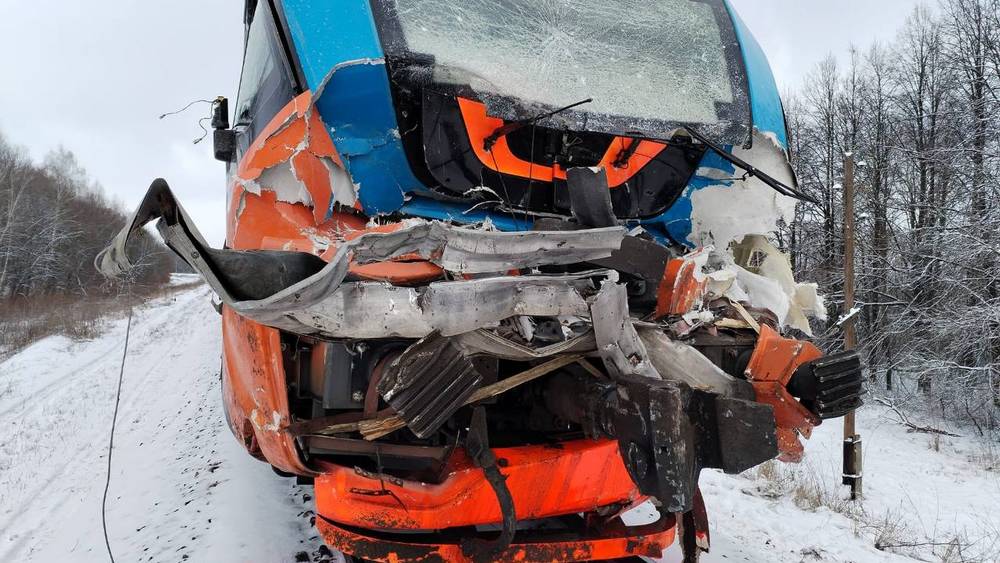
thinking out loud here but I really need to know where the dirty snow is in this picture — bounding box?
[3,284,997,562]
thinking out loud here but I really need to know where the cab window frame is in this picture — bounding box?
[234,0,304,145]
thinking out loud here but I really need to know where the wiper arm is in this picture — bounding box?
[686,127,819,205]
[483,98,593,152]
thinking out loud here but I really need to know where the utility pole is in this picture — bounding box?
[842,153,863,500]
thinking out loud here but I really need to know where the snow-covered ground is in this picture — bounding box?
[0,286,323,562]
[2,284,997,562]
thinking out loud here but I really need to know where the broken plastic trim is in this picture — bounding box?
[98,179,626,339]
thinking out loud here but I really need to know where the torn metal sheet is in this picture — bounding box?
[590,281,660,380]
[654,248,710,319]
[281,273,599,339]
[235,91,357,224]
[744,325,823,462]
[350,220,625,274]
[637,327,749,398]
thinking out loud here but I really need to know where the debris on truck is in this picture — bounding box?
[100,0,864,561]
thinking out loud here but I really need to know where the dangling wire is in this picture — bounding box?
[158,98,214,120]
[519,121,539,227]
[192,116,212,145]
[102,279,134,563]
[158,98,217,145]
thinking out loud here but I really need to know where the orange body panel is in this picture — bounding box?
[456,97,667,186]
[219,95,470,477]
[313,440,644,531]
[221,306,313,475]
[226,92,444,282]
[745,325,823,461]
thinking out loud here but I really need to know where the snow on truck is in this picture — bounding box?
[99,1,864,561]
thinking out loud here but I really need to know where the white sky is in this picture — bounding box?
[0,0,925,246]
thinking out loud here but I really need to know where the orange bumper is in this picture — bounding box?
[314,439,675,562]
[315,439,640,530]
[316,509,675,563]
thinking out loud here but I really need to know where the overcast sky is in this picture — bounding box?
[0,0,925,246]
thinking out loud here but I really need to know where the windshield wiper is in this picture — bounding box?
[686,127,819,205]
[483,98,593,152]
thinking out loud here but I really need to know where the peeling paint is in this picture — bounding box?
[232,90,359,230]
[257,164,315,206]
[264,411,282,433]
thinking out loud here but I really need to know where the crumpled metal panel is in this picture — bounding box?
[99,179,621,339]
[279,274,598,339]
[454,328,597,361]
[744,324,823,462]
[351,220,625,274]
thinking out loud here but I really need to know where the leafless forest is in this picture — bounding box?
[784,0,1000,433]
[0,132,173,355]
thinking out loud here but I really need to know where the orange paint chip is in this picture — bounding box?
[654,256,708,319]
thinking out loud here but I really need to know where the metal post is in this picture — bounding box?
[842,153,863,499]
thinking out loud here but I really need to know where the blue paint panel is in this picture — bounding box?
[281,0,424,215]
[724,0,787,147]
[281,0,383,86]
[314,64,397,153]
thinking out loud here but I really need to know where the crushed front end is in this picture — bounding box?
[99,1,864,561]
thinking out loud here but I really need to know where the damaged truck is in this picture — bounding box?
[99,0,864,561]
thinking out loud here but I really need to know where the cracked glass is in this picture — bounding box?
[380,0,749,141]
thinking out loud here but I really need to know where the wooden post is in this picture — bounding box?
[842,153,863,500]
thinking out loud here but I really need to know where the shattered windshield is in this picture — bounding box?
[377,0,749,142]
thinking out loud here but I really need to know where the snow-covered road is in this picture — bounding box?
[3,284,997,562]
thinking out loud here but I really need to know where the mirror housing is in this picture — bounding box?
[211,97,235,162]
[214,130,236,162]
